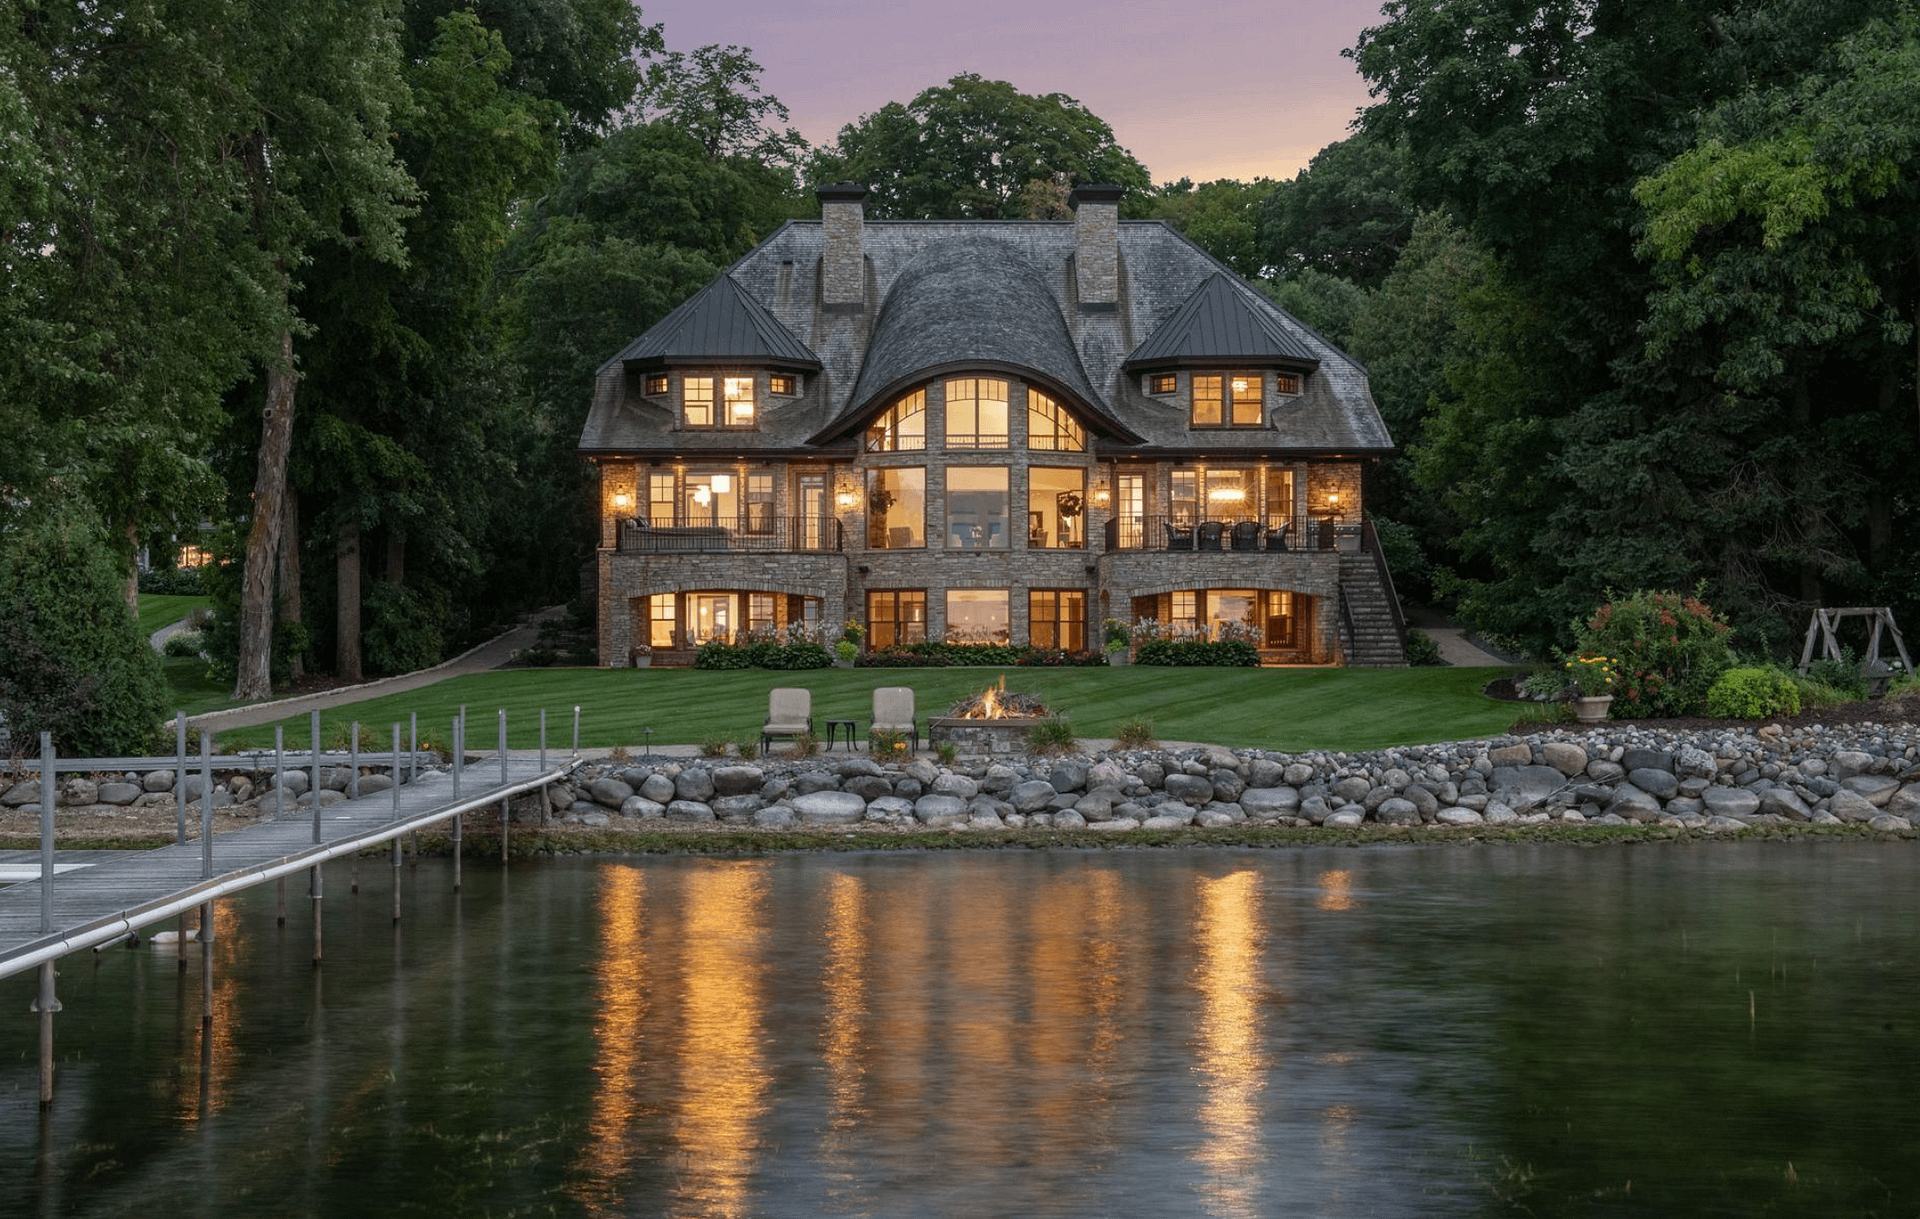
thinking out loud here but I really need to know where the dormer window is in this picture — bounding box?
[683,375,756,429]
[1276,372,1301,395]
[1147,373,1176,396]
[1192,371,1263,428]
[644,373,669,397]
[770,373,798,396]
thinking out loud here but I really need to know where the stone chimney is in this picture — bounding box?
[1069,184,1124,312]
[817,183,868,312]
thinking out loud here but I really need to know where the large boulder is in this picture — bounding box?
[1010,779,1059,813]
[1627,768,1680,799]
[1540,742,1588,777]
[1239,787,1301,816]
[588,776,634,807]
[1701,787,1761,819]
[712,766,764,796]
[794,790,866,825]
[1163,773,1214,804]
[1489,765,1568,808]
[674,769,717,803]
[913,794,968,826]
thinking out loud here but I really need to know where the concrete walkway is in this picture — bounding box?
[185,606,565,734]
[1423,627,1516,667]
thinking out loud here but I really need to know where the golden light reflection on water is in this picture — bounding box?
[175,901,245,1124]
[1193,871,1268,1216]
[667,863,771,1219]
[573,865,650,1214]
[1317,869,1355,911]
[818,871,867,1200]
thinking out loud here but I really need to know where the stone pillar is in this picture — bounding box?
[1069,185,1124,311]
[817,184,868,312]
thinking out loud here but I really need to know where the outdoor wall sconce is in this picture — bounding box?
[857,565,870,574]
[611,491,633,511]
[836,489,858,509]
[1092,479,1112,507]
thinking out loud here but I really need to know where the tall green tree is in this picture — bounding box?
[809,73,1150,218]
[1258,131,1415,289]
[1141,178,1277,279]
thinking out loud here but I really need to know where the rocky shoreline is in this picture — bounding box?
[7,718,1916,845]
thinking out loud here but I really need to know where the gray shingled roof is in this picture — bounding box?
[1124,272,1319,369]
[604,274,821,370]
[812,236,1136,443]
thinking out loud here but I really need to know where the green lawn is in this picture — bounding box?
[212,663,1521,754]
[136,593,209,639]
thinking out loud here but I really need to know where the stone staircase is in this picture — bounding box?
[1337,551,1407,667]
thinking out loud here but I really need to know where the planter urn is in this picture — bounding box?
[1572,694,1613,724]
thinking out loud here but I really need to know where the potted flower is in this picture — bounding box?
[629,643,653,669]
[836,619,863,667]
[1563,653,1617,723]
[1102,617,1131,666]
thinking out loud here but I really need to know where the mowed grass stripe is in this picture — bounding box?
[212,664,1518,754]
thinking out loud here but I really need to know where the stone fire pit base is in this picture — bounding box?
[927,716,1048,755]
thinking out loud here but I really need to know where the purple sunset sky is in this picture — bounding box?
[637,0,1390,185]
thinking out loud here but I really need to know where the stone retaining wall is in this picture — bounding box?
[542,720,1920,835]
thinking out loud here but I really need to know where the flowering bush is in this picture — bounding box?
[1572,587,1734,717]
[1563,654,1618,696]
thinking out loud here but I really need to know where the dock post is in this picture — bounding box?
[199,732,214,954]
[391,724,402,819]
[452,716,462,798]
[349,723,360,893]
[276,727,287,925]
[540,711,549,827]
[452,715,463,891]
[310,709,322,846]
[573,705,580,755]
[499,710,510,864]
[175,716,189,963]
[409,711,418,786]
[35,734,60,1107]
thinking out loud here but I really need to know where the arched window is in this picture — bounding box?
[1027,389,1085,451]
[867,389,926,452]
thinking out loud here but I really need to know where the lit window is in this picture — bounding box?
[867,467,925,549]
[748,593,776,631]
[683,376,714,427]
[645,373,669,396]
[648,473,675,525]
[867,390,926,452]
[649,593,676,648]
[1030,589,1086,650]
[175,544,211,568]
[1027,390,1085,452]
[723,376,756,426]
[945,377,1009,448]
[945,589,1009,644]
[867,590,927,648]
[1028,467,1085,549]
[945,467,1009,550]
[1275,372,1301,395]
[1148,373,1176,395]
[1191,372,1263,427]
[770,373,797,396]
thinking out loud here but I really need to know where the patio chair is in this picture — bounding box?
[1197,521,1226,550]
[1230,521,1260,551]
[1164,522,1194,551]
[761,687,814,753]
[1264,522,1290,551]
[870,686,919,753]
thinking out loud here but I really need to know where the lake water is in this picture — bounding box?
[3,843,1917,1216]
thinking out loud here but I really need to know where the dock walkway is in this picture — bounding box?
[0,755,576,982]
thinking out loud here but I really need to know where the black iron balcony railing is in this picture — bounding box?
[616,515,843,554]
[1102,514,1360,553]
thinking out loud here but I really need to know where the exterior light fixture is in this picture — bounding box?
[611,491,633,510]
[836,489,857,509]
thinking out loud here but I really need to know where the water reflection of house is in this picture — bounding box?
[579,185,1404,665]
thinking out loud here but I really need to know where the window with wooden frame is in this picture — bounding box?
[1275,371,1301,395]
[769,372,798,396]
[644,373,669,397]
[1026,389,1085,452]
[1190,371,1263,427]
[1029,589,1086,650]
[867,590,927,649]
[866,390,926,452]
[683,376,714,427]
[945,376,1009,448]
[1147,372,1176,396]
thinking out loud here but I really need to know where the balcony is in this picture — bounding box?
[616,515,843,554]
[1103,515,1360,553]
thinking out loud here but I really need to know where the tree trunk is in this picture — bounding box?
[123,517,140,613]
[278,489,304,682]
[337,517,362,683]
[234,331,297,700]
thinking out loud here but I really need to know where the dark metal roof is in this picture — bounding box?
[1123,272,1319,370]
[812,235,1139,444]
[605,274,821,370]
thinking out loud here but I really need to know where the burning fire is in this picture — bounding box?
[951,676,1048,720]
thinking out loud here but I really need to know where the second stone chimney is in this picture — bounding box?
[817,183,868,312]
[1069,184,1124,312]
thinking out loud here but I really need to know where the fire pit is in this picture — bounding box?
[928,677,1052,755]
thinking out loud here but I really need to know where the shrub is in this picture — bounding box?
[698,735,731,758]
[696,638,832,670]
[734,740,759,760]
[1705,667,1801,719]
[522,646,558,667]
[868,728,909,760]
[1804,649,1866,699]
[786,731,818,759]
[362,582,446,675]
[1135,638,1260,667]
[137,565,206,595]
[1572,587,1735,718]
[1519,670,1571,699]
[0,508,171,755]
[1113,715,1158,750]
[934,741,958,764]
[163,629,207,658]
[1403,629,1442,666]
[1026,717,1079,755]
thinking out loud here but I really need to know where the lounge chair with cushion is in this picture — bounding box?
[870,686,919,753]
[1164,521,1194,551]
[761,687,814,753]
[1230,521,1260,551]
[1198,521,1226,550]
[1264,522,1290,551]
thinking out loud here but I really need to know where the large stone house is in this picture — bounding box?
[579,185,1404,666]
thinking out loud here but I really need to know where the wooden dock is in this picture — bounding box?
[0,755,577,982]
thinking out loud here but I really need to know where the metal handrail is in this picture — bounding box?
[1104,513,1310,553]
[1361,518,1408,643]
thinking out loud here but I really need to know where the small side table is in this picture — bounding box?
[823,719,859,751]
